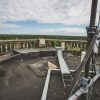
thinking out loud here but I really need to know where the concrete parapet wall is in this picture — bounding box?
[0,39,98,55]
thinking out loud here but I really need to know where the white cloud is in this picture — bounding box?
[38,27,86,36]
[0,0,100,25]
[0,0,100,36]
[0,23,19,28]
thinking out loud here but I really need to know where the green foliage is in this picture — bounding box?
[0,34,87,40]
[53,41,61,47]
[66,45,83,52]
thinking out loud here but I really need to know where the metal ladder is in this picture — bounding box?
[57,49,73,87]
[62,74,73,87]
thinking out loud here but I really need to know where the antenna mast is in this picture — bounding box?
[85,0,98,78]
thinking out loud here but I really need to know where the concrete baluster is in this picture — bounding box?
[26,42,28,48]
[23,42,26,48]
[10,43,12,51]
[76,42,79,48]
[0,44,3,54]
[30,42,32,48]
[5,43,8,52]
[70,42,72,48]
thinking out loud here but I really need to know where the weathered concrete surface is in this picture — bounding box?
[14,47,56,54]
[0,53,14,62]
[0,50,100,100]
[0,56,57,100]
[13,48,57,58]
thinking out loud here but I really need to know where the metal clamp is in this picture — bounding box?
[81,77,91,87]
[86,26,98,35]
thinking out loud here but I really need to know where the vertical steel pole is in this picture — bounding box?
[85,0,98,78]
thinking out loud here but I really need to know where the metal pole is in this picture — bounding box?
[41,69,51,100]
[85,0,98,78]
[68,73,100,100]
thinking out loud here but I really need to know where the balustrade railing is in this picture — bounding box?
[45,39,87,52]
[0,39,89,55]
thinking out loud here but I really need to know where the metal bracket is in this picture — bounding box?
[62,74,73,87]
[81,77,91,87]
[86,26,98,35]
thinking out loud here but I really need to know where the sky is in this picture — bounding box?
[0,0,100,36]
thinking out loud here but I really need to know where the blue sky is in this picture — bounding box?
[0,0,99,36]
[0,20,86,35]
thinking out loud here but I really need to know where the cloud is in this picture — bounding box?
[0,23,19,28]
[38,27,86,36]
[0,0,100,25]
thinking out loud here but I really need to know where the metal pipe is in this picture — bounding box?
[69,28,100,97]
[41,69,51,100]
[68,88,84,100]
[51,68,96,74]
[68,73,100,100]
[89,0,98,27]
[87,73,100,88]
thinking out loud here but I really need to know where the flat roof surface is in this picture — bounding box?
[14,47,56,54]
[0,52,100,100]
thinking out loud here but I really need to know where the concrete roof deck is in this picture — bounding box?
[14,47,56,54]
[0,48,100,100]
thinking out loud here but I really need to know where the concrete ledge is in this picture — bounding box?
[13,48,57,58]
